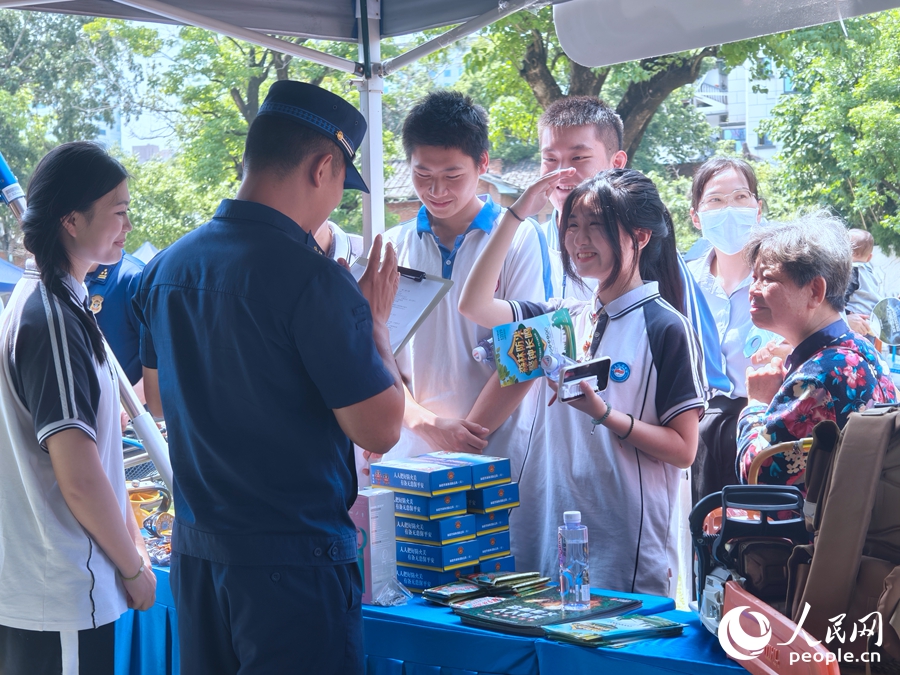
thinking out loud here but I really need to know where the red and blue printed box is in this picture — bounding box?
[477,555,516,575]
[467,482,520,514]
[393,491,467,521]
[396,564,478,592]
[370,458,472,497]
[395,514,476,545]
[477,529,511,561]
[417,452,511,488]
[473,510,509,535]
[396,539,481,572]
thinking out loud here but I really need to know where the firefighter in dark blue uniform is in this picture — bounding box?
[86,252,145,385]
[133,81,404,675]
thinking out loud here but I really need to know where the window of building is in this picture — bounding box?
[756,132,775,148]
[783,72,796,93]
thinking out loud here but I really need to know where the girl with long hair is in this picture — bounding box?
[0,142,155,675]
[460,168,705,596]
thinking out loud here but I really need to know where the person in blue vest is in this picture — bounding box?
[132,81,404,675]
[85,252,145,386]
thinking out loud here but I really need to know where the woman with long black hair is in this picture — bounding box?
[0,142,155,675]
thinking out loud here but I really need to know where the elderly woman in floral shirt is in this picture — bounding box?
[737,212,898,488]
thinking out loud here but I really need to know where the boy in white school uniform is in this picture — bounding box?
[360,90,551,478]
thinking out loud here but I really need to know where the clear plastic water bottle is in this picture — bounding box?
[541,353,575,381]
[558,510,590,610]
[472,337,496,370]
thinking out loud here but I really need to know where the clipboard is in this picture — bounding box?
[351,258,453,355]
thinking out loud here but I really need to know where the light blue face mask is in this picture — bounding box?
[698,207,759,255]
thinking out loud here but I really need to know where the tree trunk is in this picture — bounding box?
[273,51,293,81]
[512,20,717,162]
[616,49,717,163]
[518,29,563,108]
[568,62,609,99]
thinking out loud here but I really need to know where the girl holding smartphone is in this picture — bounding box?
[459,168,705,596]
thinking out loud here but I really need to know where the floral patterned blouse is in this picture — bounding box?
[737,319,898,487]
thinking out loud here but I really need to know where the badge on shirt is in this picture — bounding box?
[97,267,109,281]
[610,362,631,382]
[90,294,104,314]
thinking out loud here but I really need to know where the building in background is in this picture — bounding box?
[132,144,174,163]
[694,61,790,160]
[94,110,123,149]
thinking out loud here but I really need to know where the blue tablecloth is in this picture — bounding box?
[114,568,737,675]
[115,568,179,675]
[533,610,745,675]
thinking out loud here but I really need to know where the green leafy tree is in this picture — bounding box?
[460,7,718,165]
[127,26,417,235]
[760,11,900,253]
[459,7,877,179]
[117,152,223,251]
[0,10,152,256]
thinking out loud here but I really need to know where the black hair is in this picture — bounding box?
[538,96,624,157]
[559,169,684,311]
[401,90,489,166]
[22,141,129,365]
[690,157,759,210]
[243,114,345,180]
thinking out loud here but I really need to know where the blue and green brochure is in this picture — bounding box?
[542,613,686,647]
[492,308,576,387]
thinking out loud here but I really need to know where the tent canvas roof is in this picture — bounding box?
[21,0,542,41]
[10,0,900,243]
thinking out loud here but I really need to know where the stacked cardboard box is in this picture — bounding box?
[349,487,398,604]
[371,452,520,591]
[370,458,478,592]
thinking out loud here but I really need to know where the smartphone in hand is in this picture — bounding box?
[558,357,611,402]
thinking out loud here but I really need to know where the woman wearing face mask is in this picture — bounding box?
[686,157,764,502]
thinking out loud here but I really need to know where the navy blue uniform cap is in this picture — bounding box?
[257,80,369,193]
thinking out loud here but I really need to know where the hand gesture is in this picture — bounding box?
[361,450,382,477]
[357,234,399,325]
[510,168,577,220]
[750,339,793,366]
[746,356,787,406]
[847,313,872,336]
[421,417,490,454]
[547,377,605,419]
[122,555,157,611]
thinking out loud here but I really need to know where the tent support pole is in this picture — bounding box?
[357,0,384,248]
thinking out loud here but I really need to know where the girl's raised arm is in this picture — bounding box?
[459,168,575,328]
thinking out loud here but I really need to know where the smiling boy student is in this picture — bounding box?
[362,90,551,474]
[526,97,723,600]
[537,96,726,398]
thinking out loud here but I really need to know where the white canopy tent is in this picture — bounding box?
[4,0,899,245]
[554,0,900,67]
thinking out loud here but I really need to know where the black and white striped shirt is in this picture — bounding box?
[506,282,706,596]
[0,266,128,631]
